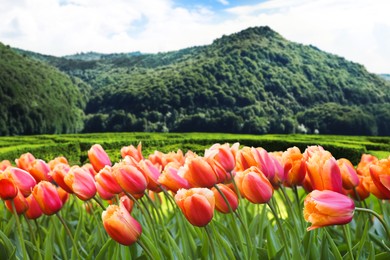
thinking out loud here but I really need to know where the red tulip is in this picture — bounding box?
[64,166,97,201]
[88,144,112,172]
[235,166,274,204]
[102,204,142,246]
[25,194,43,219]
[95,165,123,194]
[175,188,215,227]
[212,184,239,214]
[0,177,18,200]
[5,189,29,214]
[303,190,355,231]
[32,181,63,215]
[96,181,116,200]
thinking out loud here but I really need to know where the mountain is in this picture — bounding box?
[379,74,390,81]
[4,26,390,135]
[0,42,90,135]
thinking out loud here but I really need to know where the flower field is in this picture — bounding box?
[0,133,389,259]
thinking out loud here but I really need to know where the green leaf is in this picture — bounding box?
[375,252,390,260]
[0,229,16,259]
[44,223,54,260]
[324,229,342,260]
[95,239,115,260]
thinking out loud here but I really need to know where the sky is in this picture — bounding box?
[1,0,389,74]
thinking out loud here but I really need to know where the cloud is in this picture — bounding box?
[0,0,389,73]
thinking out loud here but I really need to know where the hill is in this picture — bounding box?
[0,43,90,135]
[5,26,390,135]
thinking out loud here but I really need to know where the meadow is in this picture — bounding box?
[0,133,389,259]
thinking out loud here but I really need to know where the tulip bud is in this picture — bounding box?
[0,177,18,200]
[112,164,148,195]
[369,158,390,199]
[158,162,191,193]
[337,158,359,190]
[5,189,29,214]
[64,166,97,201]
[95,166,123,194]
[25,194,43,219]
[29,159,52,182]
[212,184,238,214]
[120,143,143,162]
[7,167,37,197]
[15,152,35,172]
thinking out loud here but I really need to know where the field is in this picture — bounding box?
[0,133,389,259]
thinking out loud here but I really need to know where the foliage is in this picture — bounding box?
[0,43,90,135]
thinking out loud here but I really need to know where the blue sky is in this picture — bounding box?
[1,0,389,73]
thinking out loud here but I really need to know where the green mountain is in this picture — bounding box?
[5,26,390,135]
[0,42,90,135]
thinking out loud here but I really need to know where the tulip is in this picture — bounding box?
[235,146,257,172]
[102,204,142,246]
[204,143,237,173]
[120,142,143,162]
[348,175,370,201]
[95,166,123,194]
[48,156,69,170]
[0,160,11,171]
[64,166,97,201]
[32,181,63,215]
[369,158,390,199]
[25,194,43,219]
[5,189,29,214]
[112,164,148,195]
[303,190,355,231]
[306,150,343,193]
[158,162,191,193]
[82,163,98,177]
[268,152,287,187]
[252,147,275,181]
[337,158,359,190]
[29,159,52,182]
[7,167,37,197]
[88,144,112,172]
[120,195,134,213]
[138,160,162,192]
[212,184,239,214]
[175,188,215,227]
[282,146,306,187]
[15,152,35,172]
[51,163,73,193]
[0,177,18,200]
[96,181,116,200]
[57,187,70,205]
[235,166,274,204]
[179,157,219,188]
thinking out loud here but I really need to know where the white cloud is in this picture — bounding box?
[0,0,389,73]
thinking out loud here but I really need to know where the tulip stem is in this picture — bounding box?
[267,201,291,260]
[137,240,154,259]
[24,215,43,260]
[56,212,80,259]
[204,225,216,259]
[92,196,106,210]
[11,200,28,260]
[342,225,354,260]
[355,207,390,241]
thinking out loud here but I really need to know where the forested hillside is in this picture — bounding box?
[5,26,390,135]
[0,43,90,135]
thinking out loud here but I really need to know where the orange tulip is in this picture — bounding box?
[0,160,11,171]
[303,190,355,231]
[175,188,215,227]
[282,146,306,187]
[179,157,219,188]
[25,194,43,219]
[32,181,63,215]
[5,189,29,215]
[29,159,52,182]
[88,144,112,172]
[337,158,359,190]
[369,158,390,199]
[64,166,97,201]
[235,146,257,172]
[95,166,123,194]
[15,152,35,172]
[212,184,239,214]
[235,166,274,204]
[306,150,342,193]
[102,204,142,246]
[48,156,69,170]
[348,175,370,201]
[82,163,98,177]
[158,162,191,193]
[112,164,148,195]
[120,142,143,162]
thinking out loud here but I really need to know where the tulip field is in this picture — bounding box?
[0,133,389,259]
